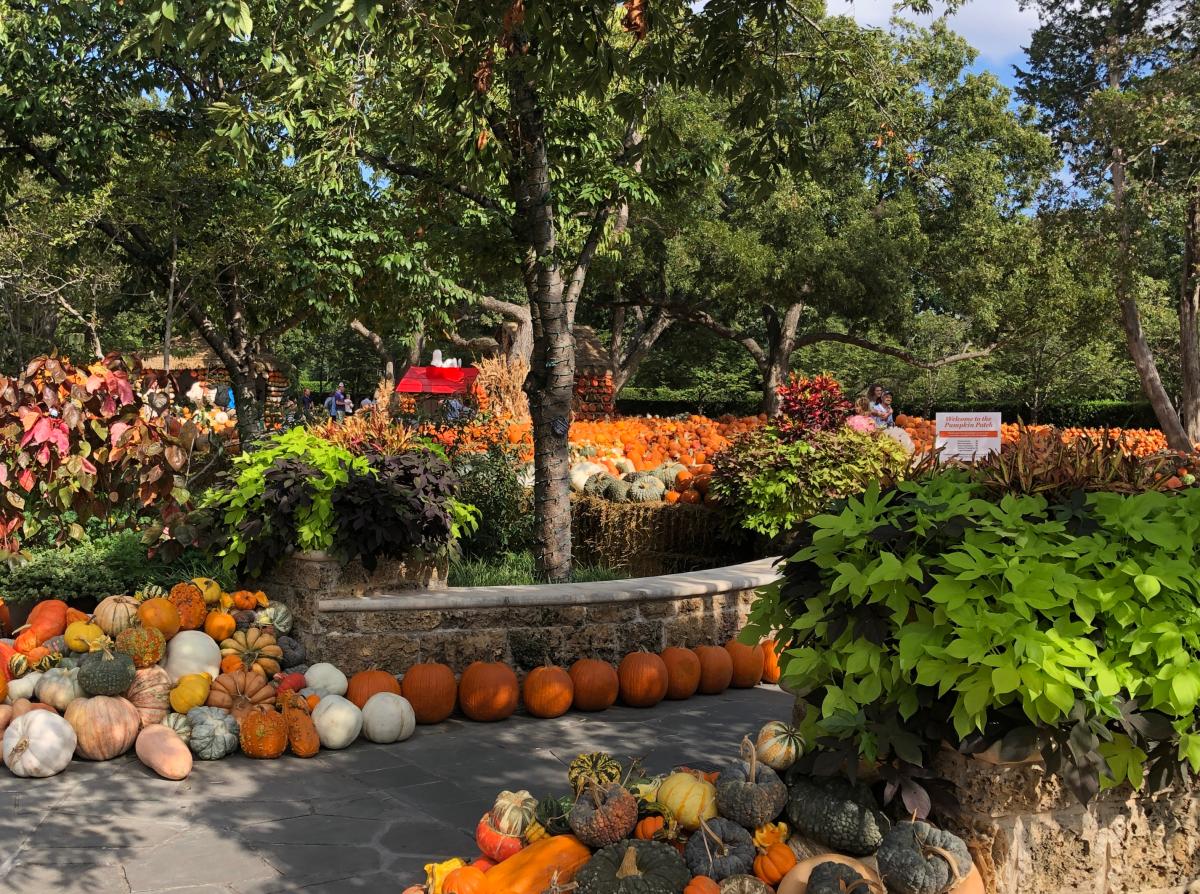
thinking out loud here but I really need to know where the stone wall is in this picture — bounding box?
[261,556,778,675]
[934,748,1200,894]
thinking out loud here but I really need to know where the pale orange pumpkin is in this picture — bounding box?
[65,695,141,760]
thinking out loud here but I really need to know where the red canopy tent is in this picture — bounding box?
[394,366,479,394]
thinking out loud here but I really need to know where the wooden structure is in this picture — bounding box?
[572,326,615,419]
[139,342,291,423]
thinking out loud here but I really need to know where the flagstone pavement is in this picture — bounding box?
[0,686,790,893]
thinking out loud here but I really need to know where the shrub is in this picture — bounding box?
[711,428,910,539]
[743,474,1200,808]
[0,530,231,607]
[775,374,852,441]
[307,411,427,456]
[454,445,534,557]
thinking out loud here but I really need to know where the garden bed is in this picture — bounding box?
[262,557,780,674]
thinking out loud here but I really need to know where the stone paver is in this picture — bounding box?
[0,686,789,893]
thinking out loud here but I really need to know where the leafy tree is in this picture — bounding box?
[1017,0,1200,447]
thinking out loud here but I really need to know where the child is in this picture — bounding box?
[847,397,876,433]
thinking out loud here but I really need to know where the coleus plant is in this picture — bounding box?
[744,473,1200,806]
[0,355,194,558]
[774,374,853,442]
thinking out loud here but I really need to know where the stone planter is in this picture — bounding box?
[933,747,1200,893]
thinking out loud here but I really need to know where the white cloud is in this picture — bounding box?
[824,0,1041,64]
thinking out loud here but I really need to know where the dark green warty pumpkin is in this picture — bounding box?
[786,774,890,856]
[808,861,876,894]
[877,821,972,894]
[683,817,755,881]
[714,742,788,829]
[575,840,690,894]
[78,647,137,696]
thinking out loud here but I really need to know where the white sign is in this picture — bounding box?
[935,412,1002,462]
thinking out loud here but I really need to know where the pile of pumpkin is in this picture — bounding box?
[408,727,987,894]
[0,584,419,779]
[0,585,787,779]
[895,414,1179,460]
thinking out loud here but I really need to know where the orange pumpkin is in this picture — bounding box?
[725,639,765,688]
[283,702,320,758]
[206,670,277,723]
[168,583,208,630]
[137,598,181,640]
[522,664,574,719]
[346,669,402,709]
[204,611,237,642]
[685,878,720,894]
[693,646,733,694]
[482,835,590,894]
[754,842,797,885]
[239,705,288,759]
[64,607,89,626]
[220,654,243,674]
[634,816,665,840]
[661,647,702,700]
[24,599,70,640]
[13,628,39,655]
[0,599,9,638]
[458,661,519,722]
[569,658,619,712]
[230,590,261,611]
[401,662,457,724]
[617,652,669,708]
[761,638,783,684]
[443,866,491,894]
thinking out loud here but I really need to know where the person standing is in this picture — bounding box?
[300,388,314,414]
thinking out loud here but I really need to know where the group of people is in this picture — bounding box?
[295,383,375,422]
[847,383,897,433]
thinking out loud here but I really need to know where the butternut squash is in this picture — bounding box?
[481,834,590,894]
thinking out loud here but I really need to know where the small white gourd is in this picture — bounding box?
[5,671,43,703]
[304,663,347,697]
[35,667,85,712]
[311,695,362,749]
[3,710,77,777]
[360,693,416,744]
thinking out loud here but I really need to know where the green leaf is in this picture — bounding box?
[992,662,1021,695]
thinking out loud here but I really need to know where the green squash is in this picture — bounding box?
[163,712,193,744]
[185,706,239,760]
[576,841,690,894]
[536,793,574,837]
[877,821,973,894]
[683,818,755,881]
[807,861,876,894]
[786,774,890,857]
[78,647,137,696]
[715,742,788,829]
[569,752,623,794]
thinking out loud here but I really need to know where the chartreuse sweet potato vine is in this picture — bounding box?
[742,473,1200,805]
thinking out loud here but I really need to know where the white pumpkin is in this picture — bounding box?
[360,693,415,744]
[570,461,605,492]
[613,457,635,475]
[304,663,347,697]
[5,671,43,703]
[3,710,77,777]
[311,695,362,749]
[35,667,85,712]
[163,630,221,683]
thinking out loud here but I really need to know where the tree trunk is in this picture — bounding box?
[609,305,672,394]
[760,303,804,416]
[1111,147,1190,449]
[350,318,397,381]
[1179,189,1200,442]
[509,72,575,582]
[231,367,266,445]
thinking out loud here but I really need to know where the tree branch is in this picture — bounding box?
[792,331,1005,369]
[362,151,507,215]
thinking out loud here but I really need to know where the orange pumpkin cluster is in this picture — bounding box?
[895,414,1177,459]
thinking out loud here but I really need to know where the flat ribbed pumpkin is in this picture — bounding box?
[345,669,402,709]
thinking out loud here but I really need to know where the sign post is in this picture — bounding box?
[935,412,1002,461]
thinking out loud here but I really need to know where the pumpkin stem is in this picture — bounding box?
[699,818,728,856]
[615,846,641,879]
[920,840,965,893]
[740,734,757,783]
[588,779,604,809]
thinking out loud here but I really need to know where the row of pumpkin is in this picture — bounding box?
[0,588,784,778]
[403,729,986,894]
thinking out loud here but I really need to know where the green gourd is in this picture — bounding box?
[684,818,755,881]
[715,737,789,829]
[627,477,666,503]
[575,841,690,894]
[185,706,240,760]
[163,712,193,744]
[786,773,890,856]
[569,752,623,794]
[78,646,137,697]
[536,793,574,837]
[585,472,618,497]
[255,604,294,635]
[877,821,973,894]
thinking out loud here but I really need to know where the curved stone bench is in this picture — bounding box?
[265,557,781,674]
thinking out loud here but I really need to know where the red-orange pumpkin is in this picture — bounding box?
[661,647,702,700]
[522,664,574,719]
[345,669,402,709]
[754,841,797,885]
[137,598,181,640]
[443,865,491,894]
[24,599,70,641]
[458,661,519,722]
[684,877,721,894]
[693,646,733,694]
[725,639,764,688]
[239,704,288,759]
[168,583,208,630]
[761,638,783,684]
[401,663,457,724]
[617,652,669,708]
[569,658,618,712]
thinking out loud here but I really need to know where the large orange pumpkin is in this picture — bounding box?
[522,664,574,719]
[204,611,237,642]
[482,835,591,894]
[24,599,70,641]
[168,583,208,631]
[443,866,490,894]
[346,670,402,709]
[660,647,701,700]
[137,598,181,640]
[761,638,783,684]
[725,639,765,688]
[569,658,618,711]
[693,646,733,694]
[617,652,669,708]
[239,704,288,758]
[401,663,458,723]
[459,661,519,722]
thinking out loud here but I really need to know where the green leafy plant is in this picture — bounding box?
[743,474,1200,806]
[454,445,535,558]
[711,428,910,539]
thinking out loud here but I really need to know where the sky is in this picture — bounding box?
[823,0,1042,89]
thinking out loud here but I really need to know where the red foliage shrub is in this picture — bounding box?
[775,374,852,441]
